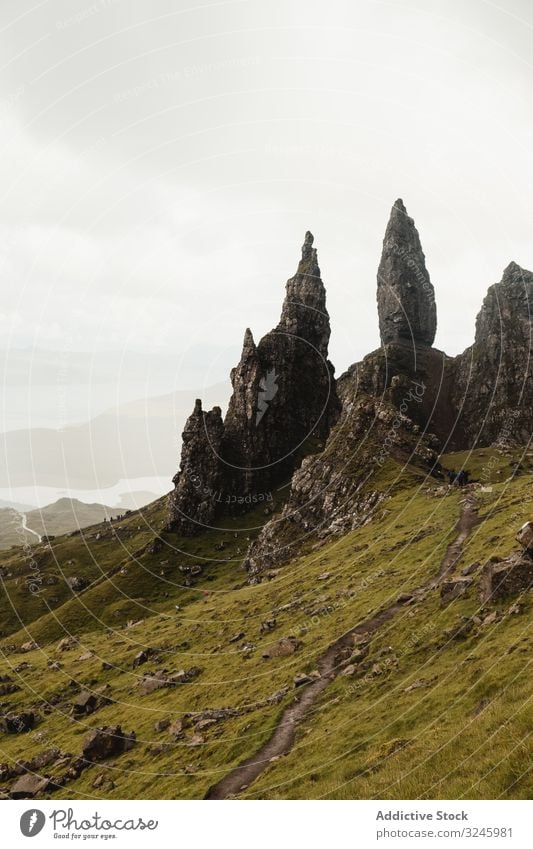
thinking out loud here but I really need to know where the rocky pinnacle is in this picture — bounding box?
[277,231,331,356]
[167,232,340,534]
[377,199,437,346]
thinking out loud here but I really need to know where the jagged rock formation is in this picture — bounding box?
[453,262,533,447]
[221,231,339,497]
[167,233,340,534]
[169,198,532,572]
[243,206,532,580]
[377,199,437,346]
[338,343,457,446]
[243,367,441,580]
[167,401,224,535]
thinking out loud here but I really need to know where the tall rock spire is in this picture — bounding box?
[221,230,339,500]
[167,231,340,534]
[167,400,224,535]
[377,199,437,346]
[453,261,533,446]
[277,231,331,356]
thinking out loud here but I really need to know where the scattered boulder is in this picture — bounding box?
[154,718,170,733]
[67,576,89,592]
[0,711,35,734]
[195,718,217,731]
[138,667,201,695]
[133,649,154,668]
[92,773,114,790]
[262,636,301,659]
[146,743,170,757]
[480,554,533,603]
[168,718,187,737]
[293,672,313,687]
[349,646,369,663]
[78,651,93,662]
[259,619,276,634]
[169,667,202,684]
[266,686,290,704]
[10,773,49,799]
[228,632,245,643]
[138,673,167,696]
[19,640,38,653]
[516,520,533,554]
[72,692,99,716]
[440,577,473,605]
[480,610,500,627]
[57,636,77,652]
[396,592,414,604]
[81,725,136,762]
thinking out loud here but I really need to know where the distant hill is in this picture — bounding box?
[0,508,36,550]
[0,498,127,550]
[24,498,123,539]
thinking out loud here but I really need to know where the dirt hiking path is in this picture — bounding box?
[205,491,479,799]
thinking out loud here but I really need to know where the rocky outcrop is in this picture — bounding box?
[0,711,35,734]
[168,233,340,534]
[9,773,50,799]
[243,387,440,580]
[81,725,136,762]
[167,400,224,535]
[377,199,437,347]
[221,231,338,497]
[338,342,457,446]
[453,262,533,447]
[168,199,531,572]
[243,205,446,579]
[480,553,533,604]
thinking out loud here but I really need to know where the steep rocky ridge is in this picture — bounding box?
[452,261,532,447]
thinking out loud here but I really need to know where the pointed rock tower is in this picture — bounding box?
[167,232,340,534]
[453,261,533,445]
[377,199,437,346]
[167,400,224,535]
[221,230,339,498]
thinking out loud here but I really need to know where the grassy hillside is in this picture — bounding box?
[0,509,36,551]
[0,449,531,800]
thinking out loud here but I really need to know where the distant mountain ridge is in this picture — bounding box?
[0,498,124,550]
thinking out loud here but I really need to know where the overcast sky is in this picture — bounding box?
[1,0,532,397]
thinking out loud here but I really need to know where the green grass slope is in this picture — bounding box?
[0,449,531,800]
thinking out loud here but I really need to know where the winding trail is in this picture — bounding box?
[20,513,42,543]
[205,491,479,799]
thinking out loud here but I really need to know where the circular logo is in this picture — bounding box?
[20,809,46,837]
